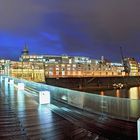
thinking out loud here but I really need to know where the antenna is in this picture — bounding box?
[120,46,124,61]
[120,46,125,67]
[120,46,129,73]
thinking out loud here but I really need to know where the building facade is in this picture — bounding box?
[123,58,139,76]
[19,47,126,78]
[0,47,138,82]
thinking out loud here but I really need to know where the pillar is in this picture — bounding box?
[0,76,3,81]
[9,79,14,85]
[17,83,24,90]
[39,91,50,104]
[5,77,9,83]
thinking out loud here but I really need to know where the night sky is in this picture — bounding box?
[0,0,140,62]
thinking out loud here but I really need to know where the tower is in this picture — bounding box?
[22,44,29,55]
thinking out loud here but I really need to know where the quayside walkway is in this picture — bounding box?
[0,76,107,140]
[0,76,138,140]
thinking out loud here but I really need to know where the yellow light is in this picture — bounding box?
[129,87,138,99]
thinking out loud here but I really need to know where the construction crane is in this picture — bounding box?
[120,46,129,73]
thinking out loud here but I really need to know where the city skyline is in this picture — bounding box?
[0,0,140,61]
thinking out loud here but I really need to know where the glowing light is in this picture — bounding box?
[100,91,104,96]
[129,87,138,99]
[129,87,139,117]
[61,95,67,100]
[9,79,14,85]
[39,91,50,104]
[17,83,25,90]
[116,89,120,97]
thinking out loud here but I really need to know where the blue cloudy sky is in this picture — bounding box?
[0,0,140,61]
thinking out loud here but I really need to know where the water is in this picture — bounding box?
[96,86,140,99]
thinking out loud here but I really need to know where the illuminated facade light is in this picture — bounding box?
[1,48,140,80]
[17,83,25,90]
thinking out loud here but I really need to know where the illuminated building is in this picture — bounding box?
[20,47,93,77]
[0,59,10,75]
[0,60,45,82]
[20,47,88,66]
[10,61,45,82]
[18,47,126,78]
[0,47,138,82]
[123,58,139,76]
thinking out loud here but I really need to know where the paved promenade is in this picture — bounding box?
[0,80,101,140]
[0,78,137,140]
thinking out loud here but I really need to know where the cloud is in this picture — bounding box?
[0,0,140,61]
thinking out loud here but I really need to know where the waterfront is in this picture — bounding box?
[97,86,140,99]
[0,76,137,139]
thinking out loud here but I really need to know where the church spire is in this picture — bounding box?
[22,44,29,55]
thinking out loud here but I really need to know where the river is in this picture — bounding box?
[95,86,140,99]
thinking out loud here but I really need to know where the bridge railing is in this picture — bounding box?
[1,75,140,122]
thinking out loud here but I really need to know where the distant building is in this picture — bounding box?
[0,59,10,75]
[0,58,45,82]
[123,57,139,76]
[20,47,91,64]
[18,47,126,78]
[0,47,136,82]
[10,61,45,82]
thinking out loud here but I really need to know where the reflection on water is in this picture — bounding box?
[98,86,140,120]
[116,89,120,97]
[17,90,25,110]
[100,91,104,96]
[128,87,140,117]
[98,86,140,99]
[129,87,139,99]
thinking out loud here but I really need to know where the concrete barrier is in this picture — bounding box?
[138,118,140,140]
[0,76,3,81]
[17,83,24,90]
[5,77,9,83]
[9,79,14,85]
[39,91,50,104]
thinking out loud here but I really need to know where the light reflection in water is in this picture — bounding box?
[9,83,14,97]
[129,87,139,99]
[128,87,139,117]
[116,89,120,97]
[100,91,104,96]
[4,81,9,96]
[96,86,140,119]
[97,86,140,99]
[17,90,25,110]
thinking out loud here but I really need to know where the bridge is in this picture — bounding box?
[0,75,139,139]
